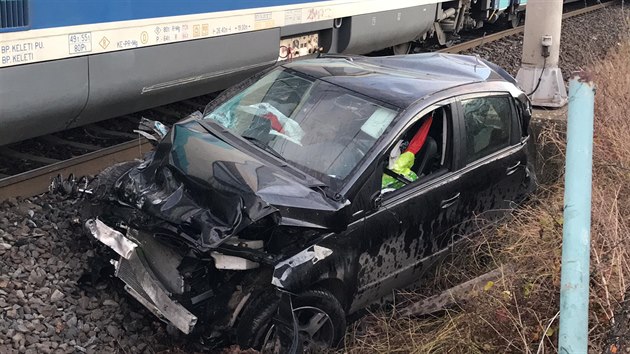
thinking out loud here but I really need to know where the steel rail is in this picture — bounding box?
[0,139,152,200]
[0,1,617,200]
[438,1,615,54]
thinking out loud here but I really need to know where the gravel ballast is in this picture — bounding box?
[0,195,175,353]
[463,4,628,81]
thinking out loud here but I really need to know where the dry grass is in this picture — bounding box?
[343,39,630,353]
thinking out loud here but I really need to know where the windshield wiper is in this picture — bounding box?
[241,135,287,162]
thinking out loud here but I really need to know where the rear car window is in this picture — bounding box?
[462,96,512,163]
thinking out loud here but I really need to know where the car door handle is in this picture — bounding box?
[440,192,460,209]
[506,161,521,176]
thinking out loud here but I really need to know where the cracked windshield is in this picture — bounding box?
[204,68,398,184]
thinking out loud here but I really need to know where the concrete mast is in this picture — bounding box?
[515,0,567,107]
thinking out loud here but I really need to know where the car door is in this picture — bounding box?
[453,92,530,238]
[351,101,468,310]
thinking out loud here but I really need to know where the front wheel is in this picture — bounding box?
[237,289,346,352]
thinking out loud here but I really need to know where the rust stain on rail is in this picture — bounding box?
[0,139,151,200]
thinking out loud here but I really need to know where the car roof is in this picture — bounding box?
[281,53,512,108]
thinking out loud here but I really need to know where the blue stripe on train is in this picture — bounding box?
[28,0,328,30]
[493,0,511,10]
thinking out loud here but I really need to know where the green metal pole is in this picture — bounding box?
[558,73,595,354]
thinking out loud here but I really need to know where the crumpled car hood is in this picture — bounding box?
[115,118,350,250]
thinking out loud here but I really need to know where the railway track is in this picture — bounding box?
[0,0,617,200]
[438,1,615,54]
[0,96,212,200]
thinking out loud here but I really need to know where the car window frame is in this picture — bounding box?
[513,95,530,140]
[454,91,521,167]
[376,99,462,205]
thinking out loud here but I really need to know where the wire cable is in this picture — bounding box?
[527,56,547,96]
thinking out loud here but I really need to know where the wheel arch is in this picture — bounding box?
[271,243,361,309]
[312,277,351,311]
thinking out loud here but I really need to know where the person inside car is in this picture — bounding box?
[382,113,434,191]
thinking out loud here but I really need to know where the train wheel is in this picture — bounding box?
[511,12,523,28]
[392,42,412,55]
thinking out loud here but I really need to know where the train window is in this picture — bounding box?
[0,0,29,29]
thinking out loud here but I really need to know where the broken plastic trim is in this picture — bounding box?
[211,252,260,270]
[133,116,177,145]
[49,173,93,197]
[84,218,137,259]
[114,251,198,334]
[271,245,333,288]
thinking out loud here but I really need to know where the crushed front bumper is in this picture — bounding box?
[85,218,198,334]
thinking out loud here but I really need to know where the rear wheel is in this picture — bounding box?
[237,289,346,352]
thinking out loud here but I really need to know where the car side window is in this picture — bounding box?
[381,106,452,194]
[462,96,512,163]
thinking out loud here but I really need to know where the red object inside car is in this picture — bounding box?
[405,115,433,154]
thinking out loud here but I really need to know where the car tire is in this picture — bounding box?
[236,289,279,350]
[90,160,139,198]
[236,289,346,351]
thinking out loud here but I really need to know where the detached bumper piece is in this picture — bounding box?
[114,250,198,334]
[85,218,197,334]
[85,219,137,259]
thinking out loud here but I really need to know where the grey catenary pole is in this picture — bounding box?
[516,0,568,107]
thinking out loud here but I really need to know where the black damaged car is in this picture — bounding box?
[66,53,536,351]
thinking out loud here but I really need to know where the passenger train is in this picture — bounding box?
[0,0,581,145]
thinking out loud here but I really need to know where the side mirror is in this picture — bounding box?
[516,95,532,138]
[370,191,383,210]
